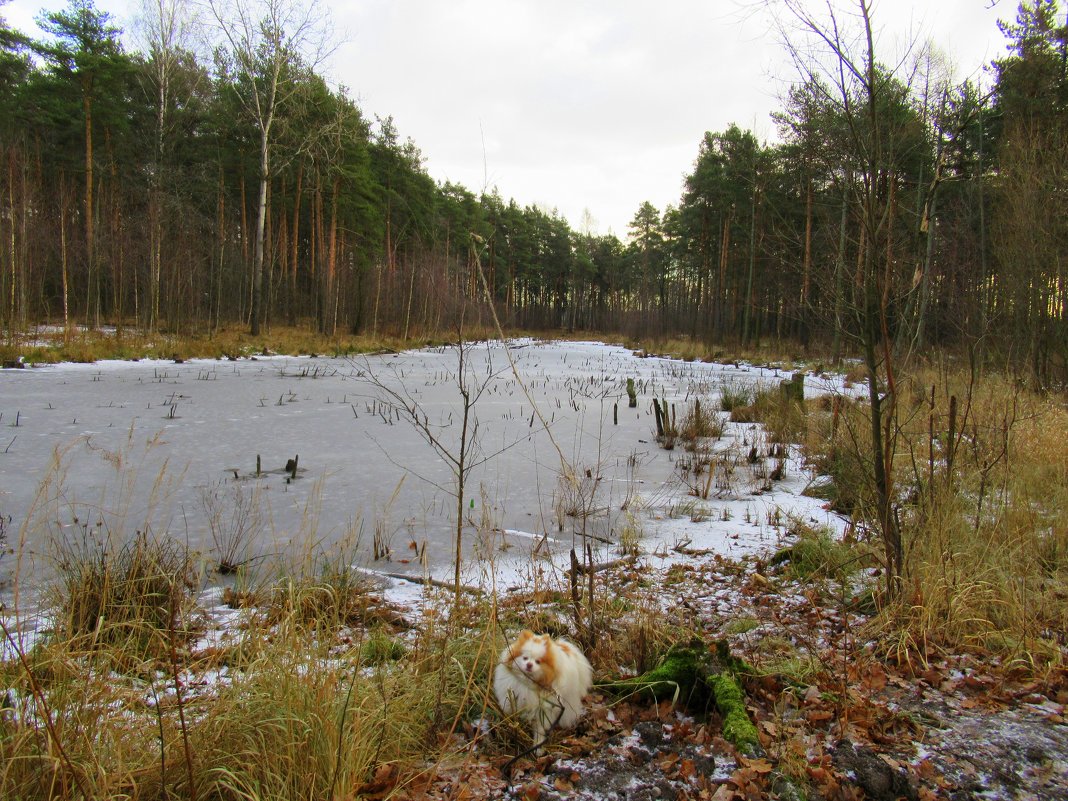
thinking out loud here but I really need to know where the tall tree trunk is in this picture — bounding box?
[239,175,249,321]
[60,174,70,342]
[108,140,122,337]
[322,176,340,335]
[250,137,268,336]
[215,169,226,333]
[277,209,289,324]
[6,150,20,328]
[831,183,850,365]
[289,166,303,326]
[83,90,96,329]
[801,177,813,341]
[716,210,732,337]
[911,192,938,352]
[312,182,321,328]
[742,182,758,344]
[150,185,161,332]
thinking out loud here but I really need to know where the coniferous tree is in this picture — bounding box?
[991,0,1068,385]
[33,0,132,330]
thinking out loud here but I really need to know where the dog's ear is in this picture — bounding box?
[516,630,534,645]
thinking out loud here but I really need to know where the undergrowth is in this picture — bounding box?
[790,365,1067,668]
[1,532,700,800]
[703,351,1068,669]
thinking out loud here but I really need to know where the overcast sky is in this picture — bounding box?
[3,0,1023,238]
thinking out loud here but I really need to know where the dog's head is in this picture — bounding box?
[505,630,557,688]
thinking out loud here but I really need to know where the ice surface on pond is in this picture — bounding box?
[0,339,847,607]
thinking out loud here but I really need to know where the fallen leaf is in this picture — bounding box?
[863,664,888,691]
[353,763,399,801]
[737,757,773,774]
[806,709,834,723]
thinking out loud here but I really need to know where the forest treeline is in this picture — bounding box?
[0,0,1066,381]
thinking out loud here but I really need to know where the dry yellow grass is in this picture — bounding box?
[802,363,1068,668]
[0,322,509,365]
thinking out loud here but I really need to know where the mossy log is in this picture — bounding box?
[601,638,759,750]
[601,639,711,707]
[711,672,759,749]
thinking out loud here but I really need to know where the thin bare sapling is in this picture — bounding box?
[356,335,521,602]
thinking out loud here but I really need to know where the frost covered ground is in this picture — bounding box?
[0,339,843,608]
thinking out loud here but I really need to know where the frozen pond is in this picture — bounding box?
[0,340,843,606]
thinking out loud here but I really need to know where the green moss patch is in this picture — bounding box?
[602,638,759,750]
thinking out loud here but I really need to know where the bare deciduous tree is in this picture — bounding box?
[770,0,923,595]
[204,0,334,335]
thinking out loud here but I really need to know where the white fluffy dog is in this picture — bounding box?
[493,630,593,749]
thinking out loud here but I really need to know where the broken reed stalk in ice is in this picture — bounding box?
[372,474,406,561]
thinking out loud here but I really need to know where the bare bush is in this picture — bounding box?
[201,481,265,573]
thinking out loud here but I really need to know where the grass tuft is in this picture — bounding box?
[50,528,198,657]
[718,379,756,412]
[770,521,869,584]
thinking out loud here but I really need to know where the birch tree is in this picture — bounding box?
[205,0,333,335]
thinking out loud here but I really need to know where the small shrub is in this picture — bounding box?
[750,384,808,444]
[842,361,868,387]
[201,482,265,573]
[724,617,760,636]
[360,628,406,664]
[619,512,644,556]
[266,539,374,630]
[555,468,601,521]
[267,562,373,629]
[729,403,759,423]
